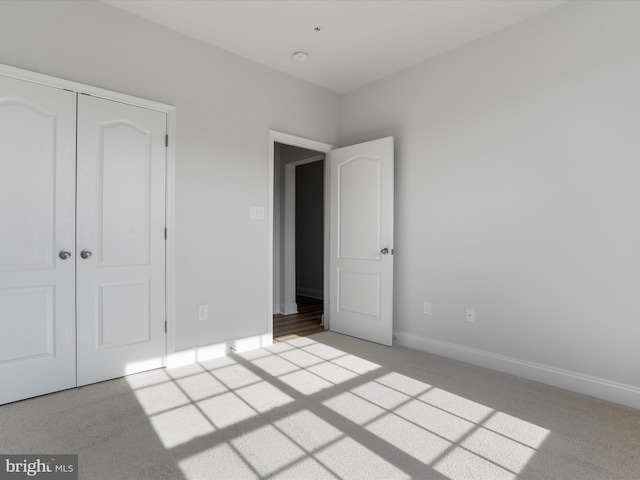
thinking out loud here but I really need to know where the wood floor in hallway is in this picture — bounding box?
[273,295,324,342]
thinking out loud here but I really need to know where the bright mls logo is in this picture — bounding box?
[0,455,77,479]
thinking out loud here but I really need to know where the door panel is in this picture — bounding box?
[338,157,380,260]
[100,121,153,266]
[76,95,166,386]
[98,281,150,348]
[0,101,56,270]
[329,137,394,346]
[0,286,54,362]
[0,75,77,404]
[338,270,380,318]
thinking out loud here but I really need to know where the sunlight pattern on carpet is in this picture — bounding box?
[126,336,549,479]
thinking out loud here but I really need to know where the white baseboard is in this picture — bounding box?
[296,288,324,299]
[283,303,298,315]
[274,303,302,315]
[394,330,640,411]
[167,333,273,369]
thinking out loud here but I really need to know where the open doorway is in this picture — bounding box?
[268,131,394,346]
[273,142,326,342]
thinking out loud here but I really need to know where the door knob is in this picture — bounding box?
[59,249,71,260]
[381,248,390,255]
[80,249,92,259]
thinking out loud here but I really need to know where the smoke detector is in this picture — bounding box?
[292,50,310,62]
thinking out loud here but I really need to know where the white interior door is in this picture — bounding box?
[329,137,394,345]
[76,95,167,386]
[0,75,77,404]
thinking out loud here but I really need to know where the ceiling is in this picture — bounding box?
[104,0,568,94]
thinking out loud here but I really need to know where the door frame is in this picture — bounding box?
[268,131,333,336]
[0,63,177,365]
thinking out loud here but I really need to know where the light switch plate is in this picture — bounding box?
[249,205,265,220]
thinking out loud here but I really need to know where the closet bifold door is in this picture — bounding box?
[75,95,167,387]
[0,75,77,405]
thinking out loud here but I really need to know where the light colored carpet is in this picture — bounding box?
[1,331,639,479]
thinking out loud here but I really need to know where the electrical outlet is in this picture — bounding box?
[423,301,432,315]
[198,304,208,321]
[465,308,475,323]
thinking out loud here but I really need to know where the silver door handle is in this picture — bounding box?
[80,249,92,259]
[381,248,390,255]
[59,249,71,260]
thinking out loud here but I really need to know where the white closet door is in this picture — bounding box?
[0,75,77,404]
[76,95,166,386]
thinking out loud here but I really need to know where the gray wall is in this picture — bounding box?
[340,0,640,391]
[0,0,340,352]
[296,160,324,298]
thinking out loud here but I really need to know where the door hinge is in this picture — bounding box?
[165,320,167,333]
[164,227,167,240]
[165,134,168,147]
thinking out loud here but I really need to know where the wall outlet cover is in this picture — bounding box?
[423,301,432,315]
[465,308,475,322]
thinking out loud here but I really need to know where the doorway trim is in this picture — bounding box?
[268,131,334,337]
[0,62,177,366]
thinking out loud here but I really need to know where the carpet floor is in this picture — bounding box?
[1,332,639,479]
